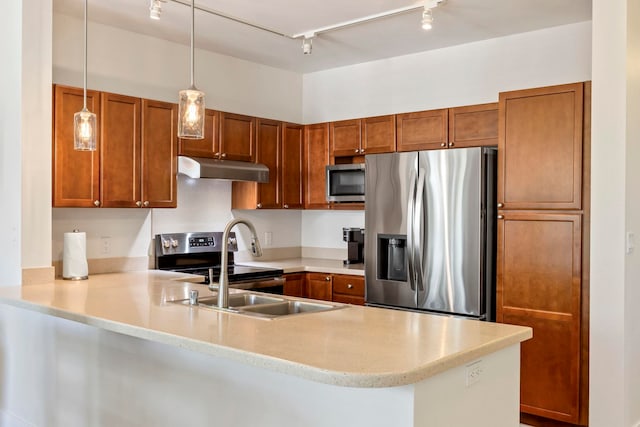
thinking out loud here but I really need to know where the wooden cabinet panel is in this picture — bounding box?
[219,112,255,162]
[498,83,583,210]
[497,212,582,424]
[396,109,448,151]
[330,119,361,157]
[306,273,332,301]
[332,274,365,305]
[256,118,281,209]
[100,92,141,208]
[178,109,219,158]
[283,273,305,298]
[282,123,304,209]
[362,115,396,154]
[448,103,498,148]
[141,100,177,208]
[304,123,331,209]
[52,85,101,207]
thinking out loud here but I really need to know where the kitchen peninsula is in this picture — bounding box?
[0,271,531,427]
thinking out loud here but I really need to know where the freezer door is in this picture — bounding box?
[365,152,418,308]
[417,148,483,317]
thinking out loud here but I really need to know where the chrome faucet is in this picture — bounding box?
[210,218,263,309]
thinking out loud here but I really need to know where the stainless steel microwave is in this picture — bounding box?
[326,164,365,202]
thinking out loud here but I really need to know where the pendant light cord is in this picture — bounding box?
[83,0,88,109]
[190,0,195,88]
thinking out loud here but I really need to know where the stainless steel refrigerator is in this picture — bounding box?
[364,147,497,320]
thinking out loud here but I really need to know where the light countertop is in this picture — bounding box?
[237,257,364,276]
[0,270,531,388]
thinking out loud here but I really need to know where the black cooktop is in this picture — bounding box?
[173,265,284,284]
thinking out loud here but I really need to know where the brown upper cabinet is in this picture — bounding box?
[304,123,331,209]
[448,103,499,148]
[396,108,448,151]
[330,115,395,157]
[231,120,303,210]
[52,85,177,208]
[179,110,256,162]
[498,83,584,210]
[52,85,101,207]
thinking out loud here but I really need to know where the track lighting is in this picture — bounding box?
[421,8,433,30]
[302,35,313,55]
[149,0,165,20]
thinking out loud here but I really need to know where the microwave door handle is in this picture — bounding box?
[415,169,426,292]
[406,167,417,291]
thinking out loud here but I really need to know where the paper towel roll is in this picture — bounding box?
[63,230,89,280]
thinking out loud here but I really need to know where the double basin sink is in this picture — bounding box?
[175,292,345,319]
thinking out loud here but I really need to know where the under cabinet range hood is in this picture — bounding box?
[178,156,269,183]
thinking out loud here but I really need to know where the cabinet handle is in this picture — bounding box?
[143,201,150,207]
[347,284,353,289]
[440,143,446,147]
[221,153,227,158]
[448,142,454,147]
[136,201,142,207]
[360,148,365,154]
[283,204,289,209]
[257,203,262,209]
[214,152,220,158]
[497,203,504,208]
[354,149,359,153]
[93,200,100,207]
[497,215,504,219]
[325,276,331,281]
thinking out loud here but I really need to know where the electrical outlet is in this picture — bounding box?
[465,360,483,387]
[101,236,111,255]
[626,232,636,254]
[264,231,273,247]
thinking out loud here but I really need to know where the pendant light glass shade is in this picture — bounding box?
[178,87,205,139]
[74,108,97,150]
[74,0,97,151]
[178,0,205,139]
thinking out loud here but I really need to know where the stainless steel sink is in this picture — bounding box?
[173,291,344,319]
[196,293,284,308]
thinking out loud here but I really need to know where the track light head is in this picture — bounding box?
[421,8,433,30]
[302,35,314,55]
[149,0,164,20]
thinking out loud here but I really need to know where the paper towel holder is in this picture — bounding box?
[63,229,89,280]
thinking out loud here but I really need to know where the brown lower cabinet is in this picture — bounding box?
[283,272,364,305]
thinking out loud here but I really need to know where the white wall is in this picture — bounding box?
[301,211,364,249]
[590,0,640,425]
[303,22,592,123]
[0,0,23,285]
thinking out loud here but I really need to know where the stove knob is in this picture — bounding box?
[171,239,179,248]
[162,240,170,249]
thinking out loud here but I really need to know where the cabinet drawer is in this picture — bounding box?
[332,294,364,306]
[332,275,364,297]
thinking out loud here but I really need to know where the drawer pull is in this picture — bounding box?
[347,284,353,289]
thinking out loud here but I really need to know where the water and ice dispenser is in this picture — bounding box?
[377,234,408,282]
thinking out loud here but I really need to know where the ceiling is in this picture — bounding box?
[53,0,592,73]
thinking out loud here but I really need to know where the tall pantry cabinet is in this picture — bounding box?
[496,82,590,426]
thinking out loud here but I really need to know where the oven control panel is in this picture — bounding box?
[154,232,239,255]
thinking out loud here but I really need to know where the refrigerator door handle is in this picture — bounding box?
[414,169,426,292]
[406,167,417,291]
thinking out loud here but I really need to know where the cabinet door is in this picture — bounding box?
[178,109,219,158]
[256,118,281,209]
[141,100,177,208]
[448,103,498,148]
[306,273,332,301]
[332,274,365,305]
[53,85,101,207]
[330,119,361,157]
[304,123,331,209]
[282,123,304,209]
[219,112,255,162]
[283,273,305,298]
[498,83,583,210]
[100,92,141,208]
[396,109,448,152]
[497,212,582,424]
[362,115,396,154]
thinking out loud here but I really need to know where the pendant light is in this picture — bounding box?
[73,0,97,151]
[178,0,205,139]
